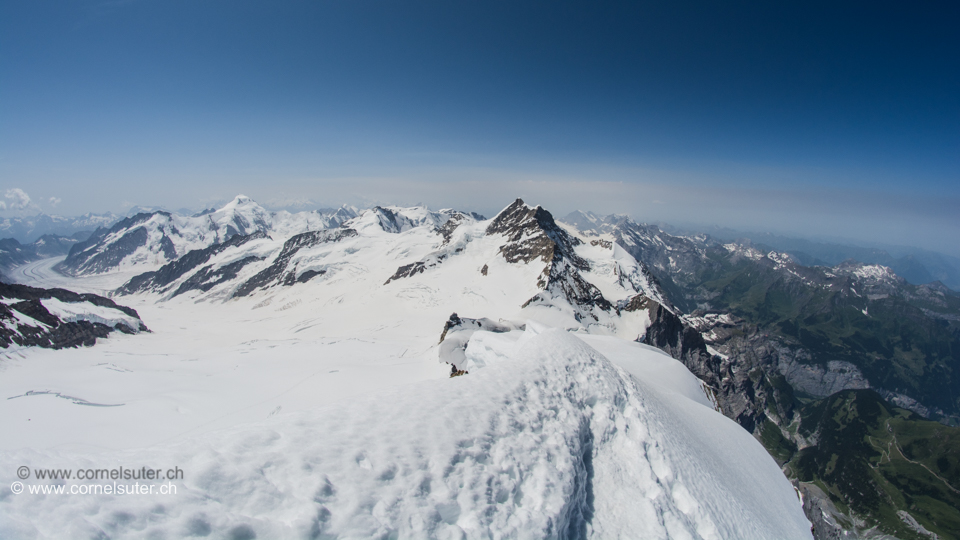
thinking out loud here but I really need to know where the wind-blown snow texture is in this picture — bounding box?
[1,329,808,539]
[0,197,811,539]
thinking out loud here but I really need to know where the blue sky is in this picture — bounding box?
[1,1,958,254]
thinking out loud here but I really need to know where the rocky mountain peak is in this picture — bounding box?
[207,195,271,240]
[486,199,587,270]
[366,206,415,234]
[59,211,179,276]
[483,200,613,320]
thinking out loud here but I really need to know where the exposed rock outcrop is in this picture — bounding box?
[119,231,268,296]
[489,199,612,320]
[370,207,415,234]
[383,211,482,285]
[0,282,147,349]
[234,228,357,296]
[777,358,871,398]
[59,213,169,276]
[639,300,797,435]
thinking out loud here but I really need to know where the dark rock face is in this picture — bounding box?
[438,214,466,245]
[618,293,653,313]
[580,215,960,538]
[119,231,267,296]
[487,199,588,270]
[234,228,357,296]
[487,199,611,319]
[521,257,613,319]
[59,212,167,276]
[282,268,325,285]
[384,211,480,285]
[176,256,265,295]
[33,234,85,258]
[371,207,414,233]
[438,312,464,344]
[798,483,856,540]
[639,299,795,435]
[640,302,707,363]
[605,217,960,422]
[385,261,429,284]
[0,282,142,320]
[56,202,352,278]
[0,282,147,349]
[609,222,714,311]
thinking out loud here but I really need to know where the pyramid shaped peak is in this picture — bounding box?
[502,198,532,211]
[222,194,258,208]
[486,198,561,238]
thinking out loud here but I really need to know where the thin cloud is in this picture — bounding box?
[5,188,33,210]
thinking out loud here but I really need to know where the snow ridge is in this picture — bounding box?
[0,282,146,350]
[0,328,811,539]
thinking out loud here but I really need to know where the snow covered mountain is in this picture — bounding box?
[57,195,358,276]
[0,197,813,539]
[116,199,667,342]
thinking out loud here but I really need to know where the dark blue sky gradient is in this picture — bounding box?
[1,0,958,252]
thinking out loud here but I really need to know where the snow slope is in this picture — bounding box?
[0,198,811,539]
[1,325,810,539]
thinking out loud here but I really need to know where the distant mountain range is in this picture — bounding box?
[671,225,960,290]
[0,212,118,244]
[57,197,359,277]
[0,234,87,282]
[5,206,958,289]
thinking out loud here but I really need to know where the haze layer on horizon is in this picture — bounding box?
[1,1,957,256]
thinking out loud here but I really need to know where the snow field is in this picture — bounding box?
[1,327,811,539]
